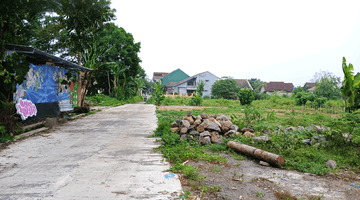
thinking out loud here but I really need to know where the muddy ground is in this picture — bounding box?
[181,153,360,200]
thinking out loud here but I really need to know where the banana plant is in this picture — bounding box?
[341,57,360,112]
[110,63,127,97]
[76,41,114,106]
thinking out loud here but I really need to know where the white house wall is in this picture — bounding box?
[173,82,187,95]
[171,71,219,97]
[196,72,218,97]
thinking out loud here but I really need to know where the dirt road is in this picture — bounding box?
[0,104,182,199]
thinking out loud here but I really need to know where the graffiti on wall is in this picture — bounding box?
[14,64,74,104]
[70,81,78,106]
[16,98,37,120]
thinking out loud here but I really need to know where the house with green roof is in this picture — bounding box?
[160,68,189,86]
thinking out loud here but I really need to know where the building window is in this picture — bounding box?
[205,80,209,82]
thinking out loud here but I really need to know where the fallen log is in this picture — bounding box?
[227,141,284,167]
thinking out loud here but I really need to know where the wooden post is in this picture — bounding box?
[227,141,284,167]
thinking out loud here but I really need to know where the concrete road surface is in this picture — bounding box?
[0,104,182,199]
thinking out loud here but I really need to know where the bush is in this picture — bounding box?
[314,97,327,107]
[153,82,165,106]
[295,92,318,106]
[0,126,14,143]
[86,94,144,106]
[203,95,210,100]
[190,93,203,106]
[211,78,239,99]
[237,88,255,105]
[325,100,344,108]
[260,93,271,100]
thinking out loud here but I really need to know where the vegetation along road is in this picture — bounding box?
[0,104,182,199]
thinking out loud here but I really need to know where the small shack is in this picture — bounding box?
[5,44,91,121]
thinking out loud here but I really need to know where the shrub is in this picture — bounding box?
[0,126,14,143]
[211,78,239,99]
[237,88,255,105]
[314,97,327,107]
[190,93,203,106]
[295,92,318,106]
[152,81,165,106]
[260,93,271,100]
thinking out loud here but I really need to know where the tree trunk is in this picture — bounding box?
[108,72,111,95]
[227,141,284,167]
[77,52,82,107]
[80,71,94,107]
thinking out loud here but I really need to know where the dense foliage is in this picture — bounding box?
[237,88,255,105]
[314,76,341,100]
[211,77,239,99]
[2,1,146,105]
[248,78,266,100]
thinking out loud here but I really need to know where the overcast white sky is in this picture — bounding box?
[112,0,360,86]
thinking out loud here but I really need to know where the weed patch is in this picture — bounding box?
[86,94,143,107]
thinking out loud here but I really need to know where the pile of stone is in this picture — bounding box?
[170,112,240,144]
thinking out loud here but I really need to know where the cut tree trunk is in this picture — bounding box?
[227,141,284,167]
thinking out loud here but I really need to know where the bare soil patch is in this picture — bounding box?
[182,153,360,200]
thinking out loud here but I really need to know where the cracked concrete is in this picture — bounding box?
[0,104,182,199]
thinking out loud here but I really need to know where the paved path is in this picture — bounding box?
[0,104,182,199]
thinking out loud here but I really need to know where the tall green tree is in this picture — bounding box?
[32,0,115,64]
[88,23,143,99]
[313,76,341,100]
[96,23,142,80]
[0,0,56,101]
[211,77,239,99]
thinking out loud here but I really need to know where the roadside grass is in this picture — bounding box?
[14,122,45,135]
[153,104,360,178]
[0,125,14,143]
[155,96,345,116]
[86,94,144,106]
[148,96,240,107]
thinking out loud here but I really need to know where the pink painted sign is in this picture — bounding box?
[16,98,37,120]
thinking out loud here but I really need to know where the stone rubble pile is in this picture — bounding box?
[170,112,241,144]
[171,112,348,147]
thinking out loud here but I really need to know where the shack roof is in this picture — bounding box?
[234,79,253,90]
[263,81,294,92]
[5,44,91,71]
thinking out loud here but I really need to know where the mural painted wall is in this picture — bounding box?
[13,63,75,104]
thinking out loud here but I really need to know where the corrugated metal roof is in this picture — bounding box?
[5,44,91,71]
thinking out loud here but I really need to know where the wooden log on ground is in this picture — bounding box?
[227,141,284,167]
